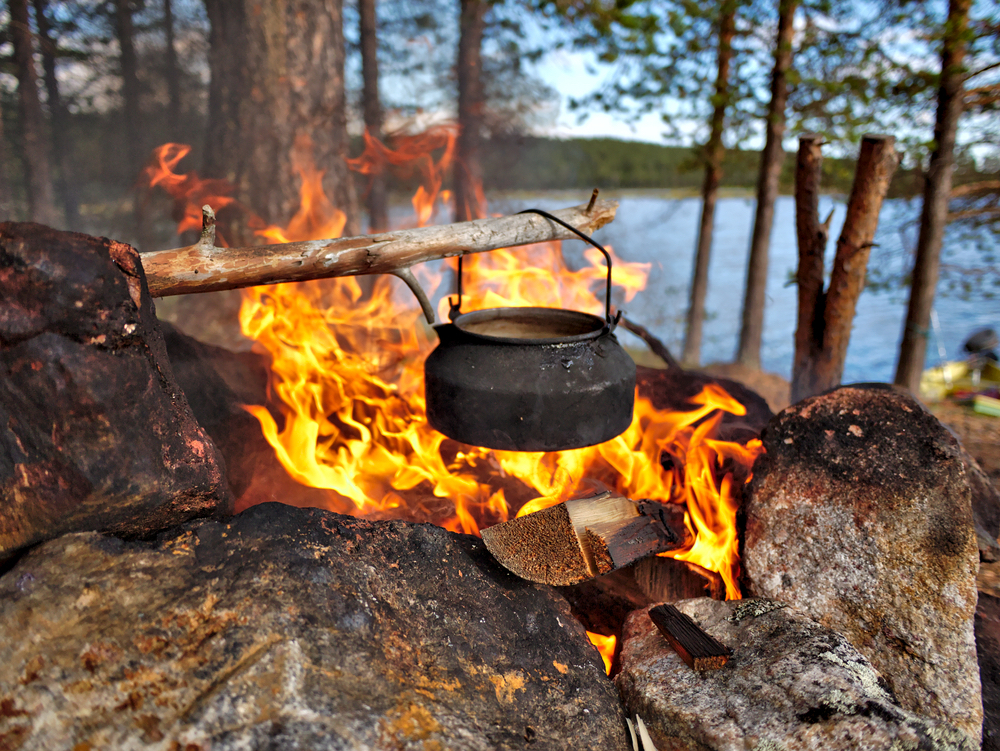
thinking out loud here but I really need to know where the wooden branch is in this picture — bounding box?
[951,180,1000,198]
[142,199,618,298]
[620,316,682,370]
[649,603,731,671]
[481,492,688,586]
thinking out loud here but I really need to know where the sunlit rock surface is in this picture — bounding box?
[0,223,231,565]
[743,384,981,744]
[0,503,628,750]
[616,598,975,751]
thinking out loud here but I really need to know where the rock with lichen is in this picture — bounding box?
[616,598,976,751]
[0,503,628,750]
[742,384,981,745]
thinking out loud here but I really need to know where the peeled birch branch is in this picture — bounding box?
[142,199,618,299]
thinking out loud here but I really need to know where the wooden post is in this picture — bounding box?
[791,135,830,403]
[791,135,899,401]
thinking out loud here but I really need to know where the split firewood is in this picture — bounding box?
[142,199,618,300]
[649,603,731,671]
[481,492,690,586]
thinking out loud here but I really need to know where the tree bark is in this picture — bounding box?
[736,0,796,369]
[454,0,488,222]
[202,0,360,243]
[894,0,970,394]
[114,0,143,181]
[33,0,79,228]
[790,134,829,403]
[808,135,899,394]
[0,97,12,215]
[10,0,58,225]
[681,1,736,367]
[163,0,182,139]
[359,0,388,232]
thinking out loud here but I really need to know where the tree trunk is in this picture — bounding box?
[163,0,183,139]
[0,98,13,216]
[33,0,79,228]
[454,0,488,222]
[359,0,388,232]
[894,0,970,394]
[808,135,899,395]
[203,0,360,243]
[681,2,736,367]
[736,0,796,369]
[114,0,143,181]
[10,0,58,225]
[790,134,829,403]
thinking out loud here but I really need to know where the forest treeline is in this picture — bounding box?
[479,136,992,197]
[1,0,998,396]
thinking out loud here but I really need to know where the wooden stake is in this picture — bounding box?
[649,603,731,671]
[142,199,618,299]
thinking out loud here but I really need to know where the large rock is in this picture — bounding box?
[0,223,232,564]
[0,503,628,750]
[743,384,981,743]
[616,598,975,751]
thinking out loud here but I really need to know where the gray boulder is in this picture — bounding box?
[742,384,981,744]
[0,503,628,750]
[616,598,975,751]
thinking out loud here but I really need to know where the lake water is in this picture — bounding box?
[484,193,999,384]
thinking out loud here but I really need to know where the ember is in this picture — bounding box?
[144,134,763,601]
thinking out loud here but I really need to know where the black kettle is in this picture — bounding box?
[423,209,636,452]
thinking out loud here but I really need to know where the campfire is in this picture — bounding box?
[141,135,763,605]
[0,131,986,751]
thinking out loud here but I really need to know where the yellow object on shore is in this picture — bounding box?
[919,359,1000,402]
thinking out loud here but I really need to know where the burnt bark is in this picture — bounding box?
[736,0,797,369]
[454,0,488,222]
[681,2,737,367]
[10,0,58,225]
[113,0,143,181]
[359,0,388,232]
[203,0,360,243]
[32,0,79,228]
[791,135,829,403]
[894,0,971,394]
[163,0,182,139]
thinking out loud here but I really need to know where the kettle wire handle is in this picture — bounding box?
[449,207,618,327]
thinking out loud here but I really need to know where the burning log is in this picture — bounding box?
[141,199,618,306]
[648,603,732,671]
[481,492,689,586]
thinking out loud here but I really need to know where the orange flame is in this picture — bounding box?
[141,143,238,235]
[587,631,616,675]
[143,130,765,599]
[347,126,458,227]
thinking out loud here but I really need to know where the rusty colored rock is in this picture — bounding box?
[616,598,975,751]
[0,503,628,750]
[0,223,232,564]
[743,384,981,744]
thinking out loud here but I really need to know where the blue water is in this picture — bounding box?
[484,194,1000,383]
